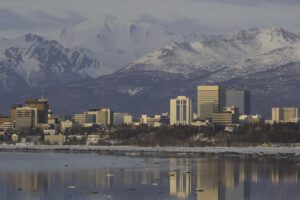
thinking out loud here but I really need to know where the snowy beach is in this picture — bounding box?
[1,144,300,158]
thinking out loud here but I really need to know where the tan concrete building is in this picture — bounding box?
[0,122,13,131]
[124,115,133,125]
[60,120,77,132]
[272,107,298,123]
[15,107,38,129]
[170,96,192,125]
[44,134,66,145]
[239,114,264,125]
[0,115,11,126]
[212,107,239,125]
[74,113,85,124]
[197,85,225,119]
[77,108,114,126]
[97,109,113,126]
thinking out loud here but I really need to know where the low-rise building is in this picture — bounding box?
[140,114,163,126]
[0,115,11,126]
[60,120,78,132]
[124,115,133,125]
[11,134,19,143]
[44,134,66,145]
[75,108,114,126]
[212,107,239,125]
[239,114,264,125]
[159,113,170,125]
[74,113,85,124]
[272,107,298,123]
[87,134,100,145]
[192,120,210,127]
[0,122,13,131]
[43,129,58,135]
[113,113,129,126]
[140,115,148,124]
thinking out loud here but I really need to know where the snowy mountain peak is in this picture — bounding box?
[24,33,45,43]
[123,26,300,80]
[233,27,298,41]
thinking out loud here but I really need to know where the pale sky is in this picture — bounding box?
[1,0,300,38]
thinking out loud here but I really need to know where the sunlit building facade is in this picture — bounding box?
[170,96,192,125]
[197,85,225,119]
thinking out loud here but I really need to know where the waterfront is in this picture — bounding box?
[0,152,299,200]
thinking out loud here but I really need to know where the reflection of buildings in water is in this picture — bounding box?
[239,163,245,183]
[281,168,298,184]
[224,161,235,189]
[263,162,298,185]
[251,165,258,183]
[1,171,48,199]
[123,168,156,186]
[222,160,250,200]
[169,158,192,199]
[196,159,219,200]
[95,169,113,189]
[271,166,280,185]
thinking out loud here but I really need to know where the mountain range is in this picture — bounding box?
[1,17,300,118]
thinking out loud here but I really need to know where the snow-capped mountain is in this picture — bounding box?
[53,17,210,72]
[0,33,103,90]
[1,26,300,117]
[124,27,300,81]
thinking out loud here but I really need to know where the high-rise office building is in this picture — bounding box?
[25,98,49,124]
[15,107,38,129]
[272,107,298,123]
[226,89,251,115]
[197,85,225,119]
[170,96,192,125]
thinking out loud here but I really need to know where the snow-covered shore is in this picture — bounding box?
[1,144,300,158]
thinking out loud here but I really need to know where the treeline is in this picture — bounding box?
[110,123,300,147]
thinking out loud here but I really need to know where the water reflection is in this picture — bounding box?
[0,153,299,200]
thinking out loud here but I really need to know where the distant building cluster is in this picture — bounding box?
[169,85,299,128]
[170,86,253,127]
[0,84,299,143]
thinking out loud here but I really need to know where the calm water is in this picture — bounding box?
[0,152,299,200]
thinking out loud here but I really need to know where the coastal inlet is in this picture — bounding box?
[0,152,299,200]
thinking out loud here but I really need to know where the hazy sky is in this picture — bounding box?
[1,0,300,38]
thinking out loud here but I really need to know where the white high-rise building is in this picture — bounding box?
[170,96,192,125]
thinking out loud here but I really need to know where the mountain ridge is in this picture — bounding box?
[1,24,300,117]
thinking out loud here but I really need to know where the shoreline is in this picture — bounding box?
[1,144,300,159]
